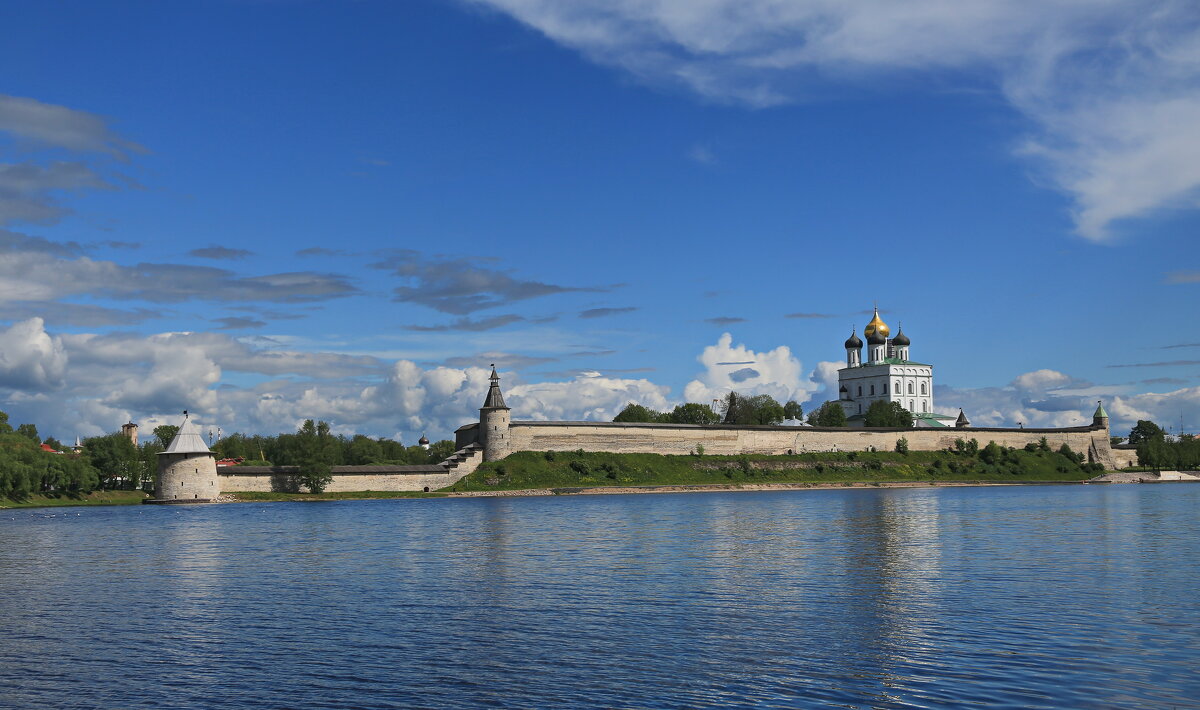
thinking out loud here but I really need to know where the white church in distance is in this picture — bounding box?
[837,307,958,427]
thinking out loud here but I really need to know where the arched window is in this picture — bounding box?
[909,399,915,411]
[895,380,901,391]
[920,382,927,395]
[923,401,928,412]
[908,382,914,394]
[858,386,862,396]
[870,384,875,395]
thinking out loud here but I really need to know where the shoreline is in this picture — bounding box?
[7,474,1197,509]
[443,479,1097,498]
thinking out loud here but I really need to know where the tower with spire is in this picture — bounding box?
[479,365,512,461]
[837,306,956,427]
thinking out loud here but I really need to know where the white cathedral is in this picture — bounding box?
[837,307,958,427]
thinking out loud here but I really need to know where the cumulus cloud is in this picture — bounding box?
[683,332,813,406]
[372,249,605,314]
[469,0,1200,239]
[0,318,68,390]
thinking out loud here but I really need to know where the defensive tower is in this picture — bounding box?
[480,365,512,462]
[152,411,219,503]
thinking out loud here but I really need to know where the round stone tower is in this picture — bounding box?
[1092,400,1110,430]
[152,412,219,503]
[480,365,512,462]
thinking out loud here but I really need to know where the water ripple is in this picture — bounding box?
[2,485,1199,708]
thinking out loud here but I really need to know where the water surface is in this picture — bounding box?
[2,484,1198,708]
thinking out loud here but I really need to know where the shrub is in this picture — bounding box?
[695,444,705,457]
[1058,444,1083,465]
[544,451,556,461]
[1024,442,1039,452]
[569,460,590,476]
[895,437,909,454]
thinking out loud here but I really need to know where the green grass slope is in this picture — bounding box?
[446,447,1100,493]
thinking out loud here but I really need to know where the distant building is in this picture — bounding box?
[121,420,138,447]
[837,307,956,428]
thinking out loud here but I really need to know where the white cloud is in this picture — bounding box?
[1,324,1193,445]
[683,332,813,406]
[0,318,67,390]
[469,0,1200,239]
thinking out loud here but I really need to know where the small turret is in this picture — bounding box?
[418,434,430,450]
[1092,400,1109,430]
[955,409,970,428]
[479,365,512,462]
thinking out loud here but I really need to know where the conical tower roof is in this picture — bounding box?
[1093,401,1109,419]
[163,412,211,454]
[956,409,970,427]
[481,365,509,410]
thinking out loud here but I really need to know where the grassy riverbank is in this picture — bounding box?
[226,490,449,502]
[0,490,148,509]
[447,447,1100,493]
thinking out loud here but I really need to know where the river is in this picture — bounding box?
[2,484,1198,708]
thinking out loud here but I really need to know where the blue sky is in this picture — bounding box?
[1,0,1198,442]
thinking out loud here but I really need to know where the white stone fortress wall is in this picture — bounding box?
[502,421,1116,467]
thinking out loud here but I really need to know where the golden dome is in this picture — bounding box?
[863,307,890,338]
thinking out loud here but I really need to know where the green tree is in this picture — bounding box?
[1128,420,1166,446]
[613,403,660,423]
[0,411,12,434]
[43,436,64,451]
[153,424,180,448]
[427,439,456,463]
[746,394,785,425]
[295,419,334,493]
[807,401,848,427]
[347,434,384,465]
[895,437,909,454]
[83,433,141,489]
[15,423,39,442]
[863,400,914,428]
[668,403,720,425]
[783,400,804,421]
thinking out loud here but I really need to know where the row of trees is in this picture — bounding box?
[615,396,917,429]
[614,394,804,426]
[1125,420,1200,469]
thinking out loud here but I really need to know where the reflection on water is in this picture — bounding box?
[2,485,1199,709]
